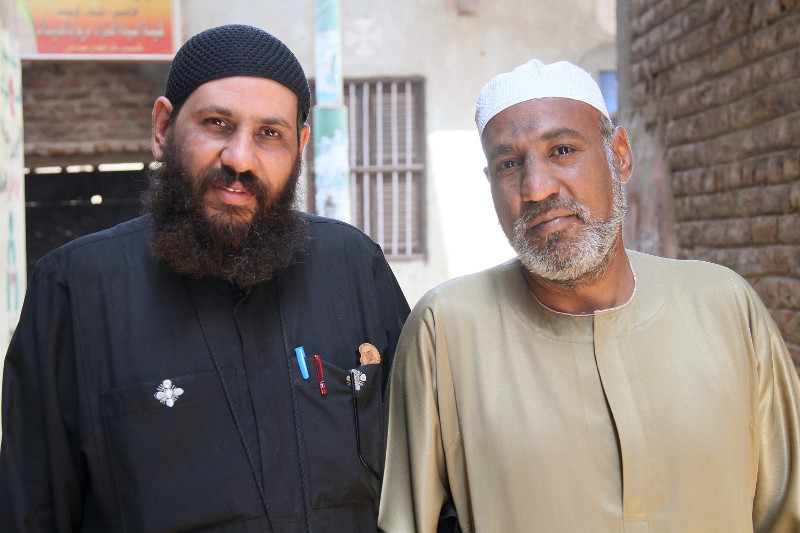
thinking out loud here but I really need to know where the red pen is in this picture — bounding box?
[313,355,326,396]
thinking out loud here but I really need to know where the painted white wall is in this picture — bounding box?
[179,0,616,306]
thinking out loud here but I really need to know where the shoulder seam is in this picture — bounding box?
[35,220,152,275]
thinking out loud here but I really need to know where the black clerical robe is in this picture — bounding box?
[0,214,409,532]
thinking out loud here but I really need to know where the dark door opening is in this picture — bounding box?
[25,168,149,279]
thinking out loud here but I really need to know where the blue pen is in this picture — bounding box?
[294,347,310,379]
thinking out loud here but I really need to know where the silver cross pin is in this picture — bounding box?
[347,369,367,392]
[154,379,184,407]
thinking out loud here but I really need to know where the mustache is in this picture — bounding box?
[196,166,263,196]
[515,197,592,229]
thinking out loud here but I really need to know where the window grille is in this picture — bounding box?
[309,78,426,259]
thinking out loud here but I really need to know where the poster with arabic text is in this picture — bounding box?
[16,0,179,59]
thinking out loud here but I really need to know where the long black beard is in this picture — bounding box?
[142,136,311,287]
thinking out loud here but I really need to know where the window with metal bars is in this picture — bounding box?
[308,78,426,259]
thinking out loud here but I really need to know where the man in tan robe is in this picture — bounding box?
[378,59,800,532]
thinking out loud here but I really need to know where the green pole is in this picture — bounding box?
[313,0,350,222]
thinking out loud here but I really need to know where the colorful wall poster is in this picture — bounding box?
[17,0,179,59]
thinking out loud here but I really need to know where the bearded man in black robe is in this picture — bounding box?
[0,25,409,533]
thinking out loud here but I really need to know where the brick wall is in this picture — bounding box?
[623,0,800,369]
[22,61,168,167]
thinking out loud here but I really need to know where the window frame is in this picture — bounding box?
[307,76,427,260]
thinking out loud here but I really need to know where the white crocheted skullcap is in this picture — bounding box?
[475,59,609,137]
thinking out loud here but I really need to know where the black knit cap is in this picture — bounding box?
[165,24,311,122]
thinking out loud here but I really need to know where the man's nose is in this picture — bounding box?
[220,130,258,175]
[520,157,560,203]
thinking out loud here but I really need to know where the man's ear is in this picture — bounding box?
[151,96,174,162]
[611,126,633,183]
[298,123,311,155]
[483,167,490,181]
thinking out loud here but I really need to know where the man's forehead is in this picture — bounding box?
[482,97,599,148]
[191,75,296,97]
[184,76,299,110]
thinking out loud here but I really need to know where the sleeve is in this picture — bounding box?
[378,292,459,533]
[749,286,800,533]
[371,247,411,394]
[0,260,85,532]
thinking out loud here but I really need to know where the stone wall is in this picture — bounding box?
[21,61,167,167]
[621,0,800,368]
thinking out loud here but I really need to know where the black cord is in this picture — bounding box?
[349,370,381,481]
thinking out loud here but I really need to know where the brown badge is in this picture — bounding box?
[358,343,381,366]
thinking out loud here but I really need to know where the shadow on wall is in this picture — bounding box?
[621,113,677,259]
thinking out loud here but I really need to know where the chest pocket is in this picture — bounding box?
[295,357,383,510]
[99,368,262,532]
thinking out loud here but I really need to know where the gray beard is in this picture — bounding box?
[510,158,627,287]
